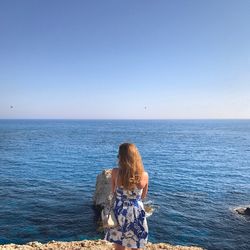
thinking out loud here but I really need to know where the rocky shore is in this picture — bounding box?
[0,240,204,250]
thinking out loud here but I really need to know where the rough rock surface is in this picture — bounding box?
[93,169,113,208]
[235,206,250,215]
[0,240,204,250]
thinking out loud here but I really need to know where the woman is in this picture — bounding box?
[105,143,149,250]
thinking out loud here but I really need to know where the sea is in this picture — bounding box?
[0,119,249,250]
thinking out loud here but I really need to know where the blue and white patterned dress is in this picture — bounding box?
[105,186,148,248]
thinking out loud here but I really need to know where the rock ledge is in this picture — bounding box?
[0,240,204,250]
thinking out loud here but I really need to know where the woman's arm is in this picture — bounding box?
[111,168,118,193]
[141,172,149,199]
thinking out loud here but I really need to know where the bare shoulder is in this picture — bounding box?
[112,167,119,173]
[139,171,148,188]
[111,167,119,178]
[142,171,149,180]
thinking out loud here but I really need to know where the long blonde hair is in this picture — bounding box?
[118,143,144,190]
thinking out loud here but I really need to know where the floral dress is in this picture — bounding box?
[105,186,148,248]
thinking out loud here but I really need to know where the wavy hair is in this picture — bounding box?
[118,143,144,190]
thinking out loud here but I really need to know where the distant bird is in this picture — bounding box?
[144,106,147,110]
[10,105,14,109]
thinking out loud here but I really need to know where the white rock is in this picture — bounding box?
[93,169,113,208]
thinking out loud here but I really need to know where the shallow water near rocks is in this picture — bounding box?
[0,119,250,249]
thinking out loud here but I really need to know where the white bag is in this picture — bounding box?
[101,207,118,228]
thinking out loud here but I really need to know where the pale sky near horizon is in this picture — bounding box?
[0,0,249,119]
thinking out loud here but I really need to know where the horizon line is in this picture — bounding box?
[1,118,250,121]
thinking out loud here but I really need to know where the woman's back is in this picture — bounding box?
[112,168,149,200]
[105,143,149,250]
[105,169,149,249]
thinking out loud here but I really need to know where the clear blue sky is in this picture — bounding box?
[0,0,249,119]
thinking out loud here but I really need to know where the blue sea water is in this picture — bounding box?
[0,119,250,250]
